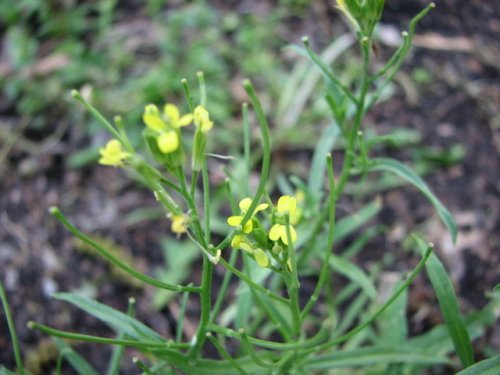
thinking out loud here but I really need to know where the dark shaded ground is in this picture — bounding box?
[1,0,499,373]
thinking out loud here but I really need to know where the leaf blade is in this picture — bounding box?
[415,236,474,368]
[370,157,457,243]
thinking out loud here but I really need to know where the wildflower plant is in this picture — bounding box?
[3,2,498,374]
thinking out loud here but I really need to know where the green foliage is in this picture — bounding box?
[2,2,495,374]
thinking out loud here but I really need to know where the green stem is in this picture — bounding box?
[181,78,195,113]
[29,321,190,350]
[0,280,25,375]
[301,154,336,319]
[197,71,207,107]
[176,288,191,343]
[207,323,330,351]
[50,207,200,293]
[71,90,121,141]
[298,40,371,267]
[242,102,251,195]
[210,250,237,323]
[368,3,436,109]
[206,333,248,375]
[251,287,292,341]
[284,217,301,338]
[132,358,154,374]
[308,245,433,353]
[106,297,136,375]
[176,165,214,359]
[177,167,206,246]
[334,40,371,199]
[202,162,211,245]
[232,80,271,235]
[302,38,358,105]
[188,257,213,359]
[217,257,288,304]
[239,331,295,369]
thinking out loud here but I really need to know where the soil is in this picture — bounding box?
[1,0,499,373]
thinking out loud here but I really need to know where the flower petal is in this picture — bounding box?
[239,242,253,253]
[177,114,193,127]
[227,216,242,227]
[242,220,253,234]
[231,234,244,248]
[143,104,166,131]
[99,139,129,166]
[255,203,269,213]
[278,195,297,215]
[280,225,297,245]
[164,103,180,123]
[253,248,269,268]
[239,197,252,212]
[269,224,284,241]
[171,215,188,234]
[157,131,179,154]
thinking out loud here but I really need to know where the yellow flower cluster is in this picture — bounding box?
[143,103,193,154]
[226,195,301,269]
[193,105,213,133]
[170,214,189,235]
[227,197,268,233]
[98,139,130,167]
[268,195,298,246]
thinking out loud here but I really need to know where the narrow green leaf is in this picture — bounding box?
[305,347,450,370]
[415,236,474,368]
[53,338,100,375]
[334,198,381,243]
[330,255,377,300]
[457,355,500,375]
[53,293,165,343]
[376,278,408,345]
[308,125,340,196]
[0,281,25,375]
[370,158,457,243]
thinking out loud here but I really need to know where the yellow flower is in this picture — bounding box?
[268,195,298,245]
[269,223,297,245]
[142,103,193,154]
[171,214,188,235]
[157,130,179,154]
[165,103,194,129]
[227,198,269,234]
[231,235,253,253]
[231,235,269,268]
[193,105,213,133]
[253,248,269,268]
[98,139,130,167]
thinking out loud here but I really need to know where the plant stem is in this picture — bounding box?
[188,255,214,359]
[0,281,25,375]
[334,40,371,199]
[285,217,301,338]
[301,155,336,319]
[50,207,200,293]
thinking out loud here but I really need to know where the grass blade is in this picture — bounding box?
[0,281,25,375]
[415,235,474,368]
[370,157,457,243]
[330,255,377,300]
[53,338,100,375]
[457,355,500,375]
[305,346,450,370]
[53,293,165,342]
